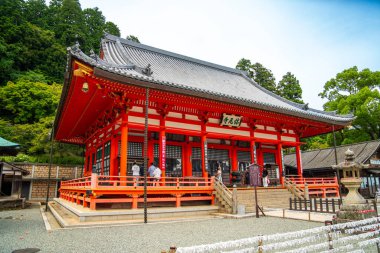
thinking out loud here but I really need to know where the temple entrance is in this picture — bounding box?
[191,147,202,177]
[208,148,230,183]
[164,145,183,177]
[126,142,143,176]
[237,150,251,172]
[263,151,280,186]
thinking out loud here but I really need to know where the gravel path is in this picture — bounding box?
[0,205,323,253]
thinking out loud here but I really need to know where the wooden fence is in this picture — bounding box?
[289,197,342,213]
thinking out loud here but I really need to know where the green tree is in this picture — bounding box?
[83,7,106,52]
[24,0,50,28]
[277,72,303,104]
[127,35,140,43]
[236,58,277,93]
[104,21,120,37]
[319,66,380,101]
[325,87,380,141]
[0,1,66,84]
[0,0,125,163]
[0,37,14,85]
[0,117,83,163]
[0,78,61,124]
[320,67,380,144]
[301,135,329,151]
[55,0,87,49]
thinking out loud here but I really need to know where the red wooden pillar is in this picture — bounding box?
[250,140,256,164]
[250,127,256,164]
[231,141,238,172]
[159,118,166,178]
[148,135,154,167]
[120,114,128,182]
[296,144,303,176]
[110,134,118,176]
[277,143,284,184]
[201,123,208,178]
[182,137,188,177]
[186,144,192,176]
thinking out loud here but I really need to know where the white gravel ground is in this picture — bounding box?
[0,205,330,253]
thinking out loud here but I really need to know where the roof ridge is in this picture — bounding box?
[239,74,354,119]
[306,149,323,167]
[285,139,380,155]
[103,33,246,76]
[107,33,354,120]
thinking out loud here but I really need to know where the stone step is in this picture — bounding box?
[235,188,293,210]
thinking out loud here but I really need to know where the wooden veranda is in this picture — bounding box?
[60,175,215,210]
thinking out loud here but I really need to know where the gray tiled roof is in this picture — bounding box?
[67,33,354,125]
[284,140,380,170]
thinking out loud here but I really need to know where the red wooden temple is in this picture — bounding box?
[55,34,353,210]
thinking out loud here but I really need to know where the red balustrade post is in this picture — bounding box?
[296,144,303,176]
[90,197,96,210]
[176,194,181,207]
[91,173,98,189]
[132,194,138,209]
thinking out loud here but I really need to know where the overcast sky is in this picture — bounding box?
[78,0,380,110]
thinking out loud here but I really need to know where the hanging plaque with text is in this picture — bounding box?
[220,113,242,128]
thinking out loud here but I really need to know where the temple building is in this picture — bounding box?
[55,33,354,184]
[54,34,353,209]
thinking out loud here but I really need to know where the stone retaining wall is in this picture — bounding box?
[14,163,83,179]
[11,163,83,201]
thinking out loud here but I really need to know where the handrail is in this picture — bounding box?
[284,177,306,199]
[285,175,339,198]
[214,178,233,207]
[60,177,91,187]
[60,175,214,189]
[285,175,338,185]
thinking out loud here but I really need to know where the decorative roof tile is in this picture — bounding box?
[284,140,380,170]
[67,33,354,125]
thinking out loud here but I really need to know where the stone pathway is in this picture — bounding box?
[1,205,323,253]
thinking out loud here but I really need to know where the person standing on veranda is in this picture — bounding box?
[148,163,156,178]
[262,166,269,187]
[132,162,140,186]
[216,165,222,183]
[153,166,162,186]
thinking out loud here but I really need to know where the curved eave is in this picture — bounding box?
[54,56,73,141]
[91,66,353,127]
[56,48,354,146]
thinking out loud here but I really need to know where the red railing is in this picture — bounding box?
[60,177,91,188]
[285,175,339,198]
[286,175,338,185]
[60,175,214,189]
[59,175,215,210]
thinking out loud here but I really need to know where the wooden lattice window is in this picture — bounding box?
[103,141,110,175]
